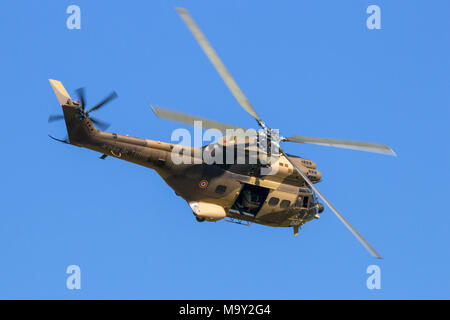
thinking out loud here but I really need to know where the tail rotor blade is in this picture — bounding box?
[48,114,65,122]
[280,148,382,259]
[90,116,110,131]
[75,87,86,111]
[87,91,118,114]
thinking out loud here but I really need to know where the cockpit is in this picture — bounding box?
[294,188,324,220]
[293,188,313,208]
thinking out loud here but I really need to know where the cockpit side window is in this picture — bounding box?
[302,196,309,208]
[294,196,302,209]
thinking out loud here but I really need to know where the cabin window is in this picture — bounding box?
[215,185,227,195]
[268,197,279,206]
[280,200,291,208]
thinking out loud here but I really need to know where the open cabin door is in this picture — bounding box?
[230,183,270,218]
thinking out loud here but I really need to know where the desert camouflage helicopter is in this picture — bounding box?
[48,7,395,258]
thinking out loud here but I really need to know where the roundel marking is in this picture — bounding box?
[199,180,208,189]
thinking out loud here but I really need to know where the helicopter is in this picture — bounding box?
[48,7,395,258]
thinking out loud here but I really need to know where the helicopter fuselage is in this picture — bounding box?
[59,100,323,231]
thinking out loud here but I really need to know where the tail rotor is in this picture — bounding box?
[48,87,117,131]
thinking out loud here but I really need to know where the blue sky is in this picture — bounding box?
[0,0,449,299]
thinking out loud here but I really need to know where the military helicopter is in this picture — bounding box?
[48,7,395,258]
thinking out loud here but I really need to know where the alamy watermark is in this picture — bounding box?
[66,5,81,30]
[366,5,381,30]
[66,265,81,290]
[169,122,280,175]
[366,265,381,290]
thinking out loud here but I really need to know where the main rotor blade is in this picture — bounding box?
[48,114,64,122]
[90,116,110,131]
[176,7,262,123]
[75,87,86,111]
[280,148,382,259]
[285,135,396,156]
[87,91,118,114]
[151,105,245,133]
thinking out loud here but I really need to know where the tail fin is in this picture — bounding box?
[48,79,93,145]
[49,79,73,105]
